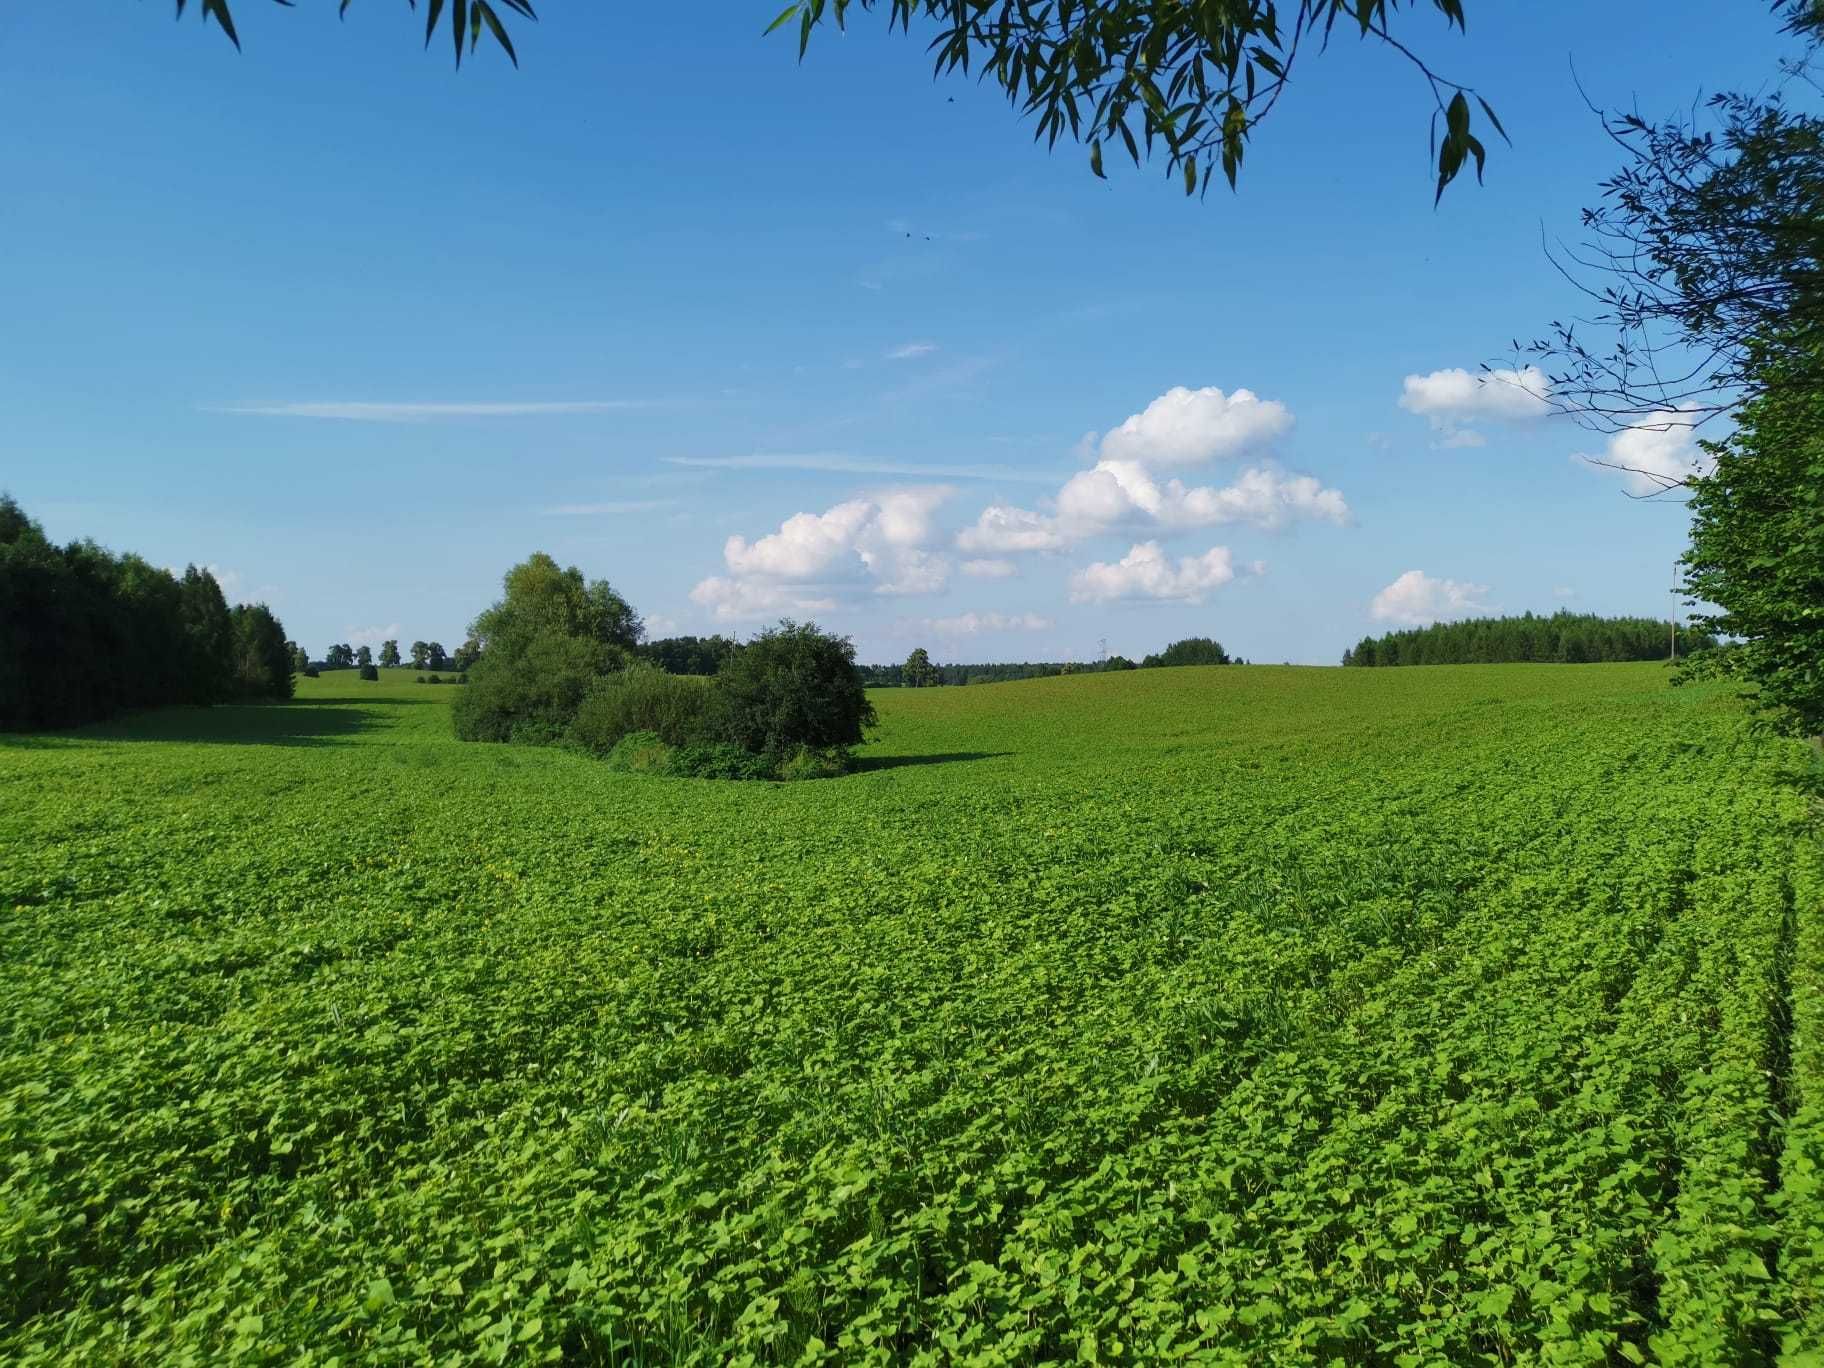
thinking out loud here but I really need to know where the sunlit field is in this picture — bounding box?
[3,664,1820,1363]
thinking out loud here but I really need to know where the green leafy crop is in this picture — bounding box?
[0,662,1818,1362]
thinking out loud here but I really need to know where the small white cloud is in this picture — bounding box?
[1068,541,1241,604]
[960,558,1018,579]
[919,611,1054,635]
[208,400,648,421]
[1094,386,1293,468]
[644,614,680,635]
[1581,411,1712,495]
[1398,366,1551,446]
[886,342,939,361]
[1552,586,1577,601]
[1370,570,1491,626]
[346,622,401,648]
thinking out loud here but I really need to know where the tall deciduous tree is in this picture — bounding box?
[379,639,401,667]
[1683,350,1824,738]
[903,647,938,688]
[356,644,374,669]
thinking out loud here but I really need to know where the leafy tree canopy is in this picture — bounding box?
[1682,347,1824,737]
[172,0,1503,202]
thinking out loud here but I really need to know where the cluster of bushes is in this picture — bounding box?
[414,673,465,685]
[450,554,871,780]
[0,496,293,730]
[1342,611,1716,667]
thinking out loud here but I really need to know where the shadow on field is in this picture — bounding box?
[30,703,385,748]
[852,751,1010,773]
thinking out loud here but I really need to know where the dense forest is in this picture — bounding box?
[0,496,294,730]
[1342,612,1716,667]
[860,637,1238,686]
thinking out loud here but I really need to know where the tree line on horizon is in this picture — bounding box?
[1342,611,1717,668]
[0,496,295,730]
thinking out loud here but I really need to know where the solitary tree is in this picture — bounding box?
[903,647,939,688]
[426,642,450,671]
[167,1,1504,205]
[379,639,401,667]
[410,640,431,670]
[356,644,374,669]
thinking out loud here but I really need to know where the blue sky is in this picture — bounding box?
[0,3,1797,664]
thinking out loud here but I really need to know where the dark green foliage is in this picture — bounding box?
[639,634,738,676]
[709,621,876,756]
[427,674,443,685]
[324,644,355,669]
[358,664,380,682]
[1343,611,1713,666]
[0,496,291,729]
[453,637,482,671]
[415,675,427,685]
[1142,637,1232,668]
[229,604,295,701]
[663,740,783,782]
[302,665,320,679]
[568,664,714,754]
[1683,360,1824,736]
[453,630,621,743]
[286,641,309,675]
[355,645,373,669]
[378,640,401,668]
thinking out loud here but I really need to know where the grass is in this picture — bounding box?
[1,663,1819,1363]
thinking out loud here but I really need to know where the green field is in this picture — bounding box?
[3,664,1821,1364]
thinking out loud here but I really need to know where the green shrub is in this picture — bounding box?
[358,664,379,682]
[777,745,853,781]
[303,665,320,679]
[665,742,780,781]
[601,729,676,775]
[708,621,875,757]
[451,629,622,742]
[427,674,443,685]
[415,675,426,684]
[569,664,713,755]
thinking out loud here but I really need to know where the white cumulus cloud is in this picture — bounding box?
[1068,542,1242,604]
[1094,385,1293,468]
[1369,570,1492,626]
[693,486,957,618]
[1056,461,1350,534]
[956,504,1069,554]
[1398,366,1552,446]
[1583,412,1712,495]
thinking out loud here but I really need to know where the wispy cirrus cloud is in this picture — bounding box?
[542,500,675,516]
[885,341,939,361]
[664,453,1054,484]
[206,400,652,421]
